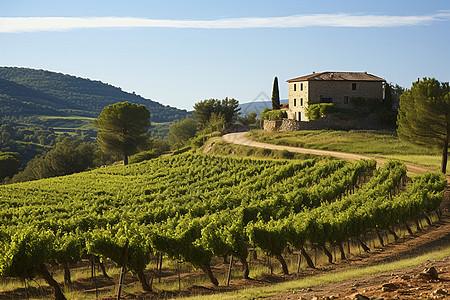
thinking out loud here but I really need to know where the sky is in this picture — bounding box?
[0,0,449,111]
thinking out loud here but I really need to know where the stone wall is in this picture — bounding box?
[263,120,283,131]
[279,119,303,131]
[264,113,381,132]
[308,80,384,107]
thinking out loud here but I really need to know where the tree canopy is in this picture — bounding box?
[95,102,150,165]
[11,137,96,182]
[193,98,240,129]
[0,152,22,181]
[397,78,450,173]
[166,118,198,148]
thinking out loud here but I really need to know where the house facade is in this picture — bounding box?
[286,71,386,121]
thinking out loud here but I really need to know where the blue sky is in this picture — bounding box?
[1,0,449,110]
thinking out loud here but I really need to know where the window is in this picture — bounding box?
[352,83,357,90]
[293,98,297,106]
[344,96,349,104]
[300,83,303,91]
[294,84,296,91]
[300,98,303,106]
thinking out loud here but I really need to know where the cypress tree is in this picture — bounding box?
[272,77,280,110]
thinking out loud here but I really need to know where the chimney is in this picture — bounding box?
[312,71,315,74]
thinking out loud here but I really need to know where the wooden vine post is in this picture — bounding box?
[177,260,181,293]
[226,255,234,286]
[117,240,129,300]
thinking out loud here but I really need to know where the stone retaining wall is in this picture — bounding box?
[264,113,381,132]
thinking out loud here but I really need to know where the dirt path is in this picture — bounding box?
[223,131,437,176]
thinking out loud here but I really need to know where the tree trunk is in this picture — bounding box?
[200,264,219,286]
[300,247,316,269]
[95,257,112,279]
[274,253,289,275]
[237,255,250,279]
[415,217,422,231]
[320,244,333,263]
[136,269,152,291]
[388,226,399,240]
[338,243,346,260]
[404,221,413,235]
[36,264,67,300]
[124,154,128,166]
[375,227,385,247]
[356,236,370,252]
[441,139,448,174]
[63,262,72,286]
[222,255,228,264]
[423,213,432,226]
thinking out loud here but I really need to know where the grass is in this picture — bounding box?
[248,129,446,170]
[185,245,450,300]
[37,115,97,131]
[375,154,445,171]
[37,116,96,121]
[203,138,320,161]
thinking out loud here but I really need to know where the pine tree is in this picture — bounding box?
[397,78,450,173]
[272,77,280,110]
[95,102,150,165]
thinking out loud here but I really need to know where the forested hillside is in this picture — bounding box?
[0,67,190,122]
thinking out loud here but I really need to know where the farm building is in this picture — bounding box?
[286,71,386,121]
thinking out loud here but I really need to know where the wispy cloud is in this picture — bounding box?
[1,12,449,33]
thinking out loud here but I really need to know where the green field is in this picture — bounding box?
[37,115,97,131]
[249,130,445,170]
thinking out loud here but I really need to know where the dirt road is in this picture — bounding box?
[223,131,435,175]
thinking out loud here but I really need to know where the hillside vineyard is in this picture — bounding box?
[0,154,446,296]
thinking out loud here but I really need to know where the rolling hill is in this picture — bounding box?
[0,67,191,122]
[238,99,288,117]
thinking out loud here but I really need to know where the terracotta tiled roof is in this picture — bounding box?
[286,72,385,82]
[280,103,289,109]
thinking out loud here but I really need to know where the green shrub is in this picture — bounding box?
[281,150,294,159]
[260,108,271,120]
[130,149,162,163]
[261,109,287,121]
[350,97,382,109]
[306,103,335,120]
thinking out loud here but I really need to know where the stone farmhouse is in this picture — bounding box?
[286,71,386,121]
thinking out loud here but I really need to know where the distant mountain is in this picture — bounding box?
[0,67,190,122]
[239,99,288,117]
